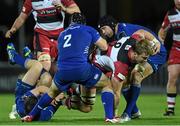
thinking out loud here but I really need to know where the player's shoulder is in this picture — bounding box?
[168,7,178,15]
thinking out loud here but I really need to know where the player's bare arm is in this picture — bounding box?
[5,12,28,38]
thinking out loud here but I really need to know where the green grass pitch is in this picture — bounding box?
[0,93,180,125]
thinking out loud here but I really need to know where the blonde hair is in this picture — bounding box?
[133,39,154,56]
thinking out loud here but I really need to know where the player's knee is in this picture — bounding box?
[37,53,51,70]
[167,78,177,86]
[81,94,96,106]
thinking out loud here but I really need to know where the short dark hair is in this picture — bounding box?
[24,95,38,114]
[69,12,86,25]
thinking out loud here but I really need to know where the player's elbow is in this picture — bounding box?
[100,44,108,51]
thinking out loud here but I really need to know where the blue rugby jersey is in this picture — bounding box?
[57,24,101,70]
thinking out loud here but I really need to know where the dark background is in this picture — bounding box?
[0,0,174,61]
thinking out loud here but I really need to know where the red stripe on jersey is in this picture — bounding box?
[35,27,64,37]
[61,0,76,7]
[36,7,55,12]
[37,13,56,17]
[162,13,170,29]
[22,0,32,15]
[168,102,175,105]
[106,41,116,56]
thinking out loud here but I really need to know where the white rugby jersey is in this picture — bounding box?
[161,7,180,47]
[22,0,76,37]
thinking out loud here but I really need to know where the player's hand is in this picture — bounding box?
[52,0,66,12]
[153,42,161,54]
[5,28,16,38]
[149,38,161,55]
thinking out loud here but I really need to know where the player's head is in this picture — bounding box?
[69,12,86,25]
[174,0,180,9]
[98,15,118,40]
[132,39,154,63]
[24,95,38,114]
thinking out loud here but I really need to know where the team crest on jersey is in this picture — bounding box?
[94,74,99,80]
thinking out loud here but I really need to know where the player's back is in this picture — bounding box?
[57,24,100,70]
[117,23,167,65]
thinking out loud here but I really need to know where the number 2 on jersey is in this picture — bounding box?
[63,34,72,48]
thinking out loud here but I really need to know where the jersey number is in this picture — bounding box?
[63,34,72,48]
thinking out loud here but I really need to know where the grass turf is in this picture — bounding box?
[0,93,180,125]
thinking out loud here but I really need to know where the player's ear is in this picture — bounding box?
[134,52,138,58]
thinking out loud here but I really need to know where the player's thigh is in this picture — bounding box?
[96,73,111,87]
[48,80,61,98]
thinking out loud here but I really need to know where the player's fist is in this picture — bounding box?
[5,28,16,38]
[52,0,66,12]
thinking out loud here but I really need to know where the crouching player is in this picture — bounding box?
[98,16,167,123]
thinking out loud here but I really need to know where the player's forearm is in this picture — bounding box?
[64,4,81,14]
[135,29,155,41]
[95,38,108,51]
[158,28,167,44]
[10,12,28,32]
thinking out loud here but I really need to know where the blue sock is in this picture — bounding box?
[39,105,56,121]
[14,53,27,68]
[15,79,35,99]
[29,93,53,117]
[124,84,141,117]
[122,87,131,104]
[122,86,139,115]
[132,105,139,114]
[101,91,114,119]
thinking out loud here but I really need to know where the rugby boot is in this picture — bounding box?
[23,46,33,59]
[6,43,16,65]
[163,108,175,116]
[105,117,120,123]
[131,110,141,119]
[119,113,131,123]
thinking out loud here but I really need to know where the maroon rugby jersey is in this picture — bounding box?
[22,0,76,37]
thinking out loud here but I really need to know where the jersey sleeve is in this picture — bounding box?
[87,26,101,44]
[61,0,76,7]
[161,12,170,30]
[22,0,32,15]
[119,23,145,36]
